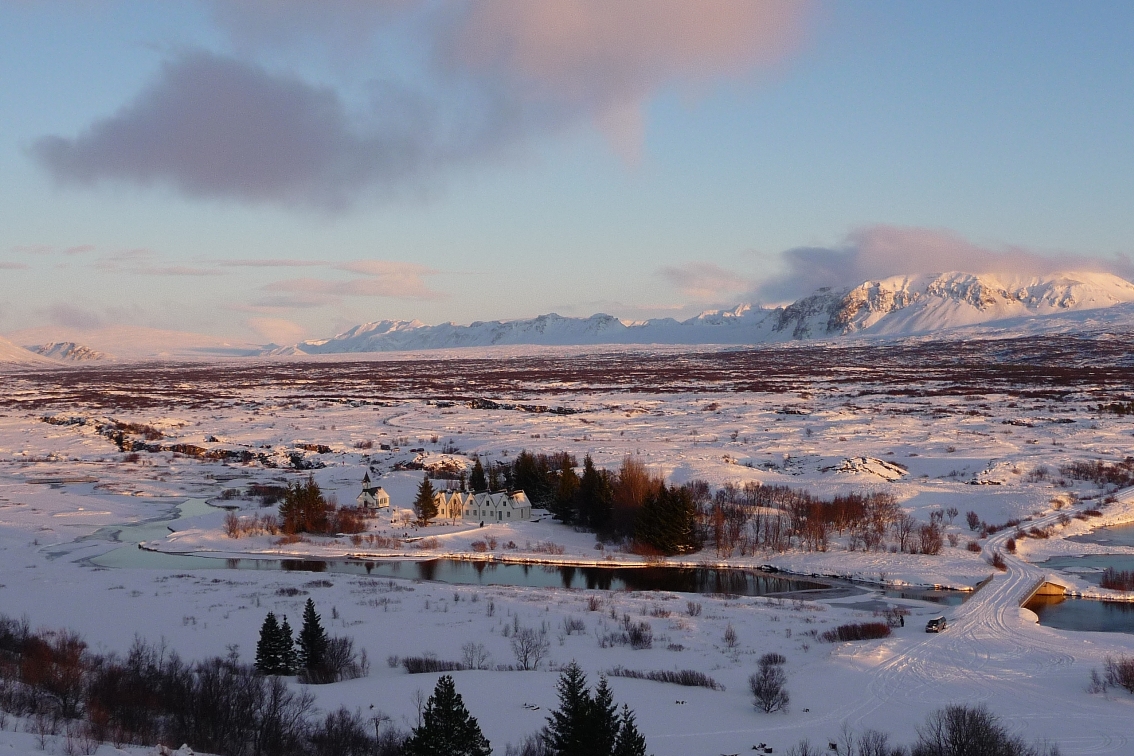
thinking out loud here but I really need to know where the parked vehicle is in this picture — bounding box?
[925,616,947,633]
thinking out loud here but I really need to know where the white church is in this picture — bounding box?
[356,472,390,511]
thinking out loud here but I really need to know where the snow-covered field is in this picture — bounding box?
[2,342,1134,755]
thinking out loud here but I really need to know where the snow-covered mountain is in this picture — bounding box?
[0,335,58,367]
[6,326,263,361]
[285,271,1134,354]
[26,342,109,362]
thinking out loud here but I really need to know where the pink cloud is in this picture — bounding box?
[659,261,753,301]
[0,262,29,270]
[452,0,813,153]
[757,224,1134,300]
[261,259,443,305]
[245,316,308,345]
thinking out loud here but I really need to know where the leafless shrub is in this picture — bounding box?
[685,601,702,617]
[563,617,587,635]
[586,595,603,612]
[607,666,724,690]
[401,656,466,674]
[723,623,739,649]
[820,622,891,643]
[1100,569,1134,592]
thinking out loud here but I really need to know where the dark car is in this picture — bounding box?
[925,616,947,633]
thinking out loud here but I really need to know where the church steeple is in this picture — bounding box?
[362,471,371,489]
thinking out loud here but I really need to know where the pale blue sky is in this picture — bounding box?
[2,1,1133,344]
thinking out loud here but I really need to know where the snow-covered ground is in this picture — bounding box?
[2,350,1134,755]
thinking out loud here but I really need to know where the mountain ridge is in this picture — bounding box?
[283,270,1134,354]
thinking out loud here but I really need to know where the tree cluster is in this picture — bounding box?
[0,613,398,756]
[542,662,648,756]
[278,476,365,535]
[254,612,297,675]
[254,600,365,685]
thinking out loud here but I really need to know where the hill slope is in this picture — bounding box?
[0,335,58,367]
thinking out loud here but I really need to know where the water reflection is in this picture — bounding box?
[1026,593,1134,634]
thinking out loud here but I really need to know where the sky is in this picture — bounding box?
[2,0,1134,346]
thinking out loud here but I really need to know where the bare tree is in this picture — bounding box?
[894,514,917,553]
[749,662,789,713]
[510,628,549,671]
[461,642,492,671]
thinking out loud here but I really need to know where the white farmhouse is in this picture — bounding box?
[356,472,390,511]
[429,489,532,523]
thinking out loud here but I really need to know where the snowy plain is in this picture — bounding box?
[1,339,1134,755]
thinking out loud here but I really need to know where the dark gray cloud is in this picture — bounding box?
[33,51,429,210]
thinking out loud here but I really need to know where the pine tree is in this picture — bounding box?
[545,662,595,756]
[469,458,487,493]
[552,456,580,523]
[298,598,328,675]
[613,705,648,756]
[578,455,614,532]
[413,476,438,526]
[255,612,283,675]
[279,475,329,534]
[279,615,298,674]
[590,676,619,754]
[635,484,698,555]
[487,462,500,492]
[403,675,491,756]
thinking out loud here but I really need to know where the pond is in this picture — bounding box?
[1067,522,1134,549]
[88,498,968,602]
[1025,594,1134,634]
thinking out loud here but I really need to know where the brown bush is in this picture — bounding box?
[820,622,891,643]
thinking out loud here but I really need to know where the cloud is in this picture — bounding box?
[244,316,308,345]
[13,244,53,255]
[33,51,429,210]
[34,2,814,208]
[62,244,95,255]
[91,248,221,276]
[219,258,330,268]
[756,225,1134,301]
[47,304,103,330]
[450,0,812,156]
[258,259,442,307]
[0,262,29,270]
[659,261,753,301]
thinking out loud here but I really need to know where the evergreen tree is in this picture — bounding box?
[545,662,595,756]
[613,705,648,756]
[577,455,614,532]
[469,458,487,493]
[635,484,699,555]
[278,475,329,534]
[255,612,284,675]
[298,598,328,674]
[487,462,500,492]
[403,675,491,756]
[590,676,619,754]
[552,456,580,523]
[279,615,298,674]
[413,476,438,526]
